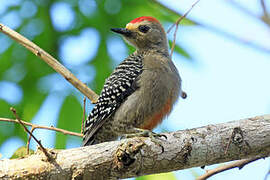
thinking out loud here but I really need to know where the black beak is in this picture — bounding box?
[111,28,132,37]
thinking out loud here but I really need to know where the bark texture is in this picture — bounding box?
[1,115,270,179]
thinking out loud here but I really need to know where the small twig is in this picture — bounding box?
[151,0,270,54]
[260,0,270,26]
[197,157,263,180]
[10,107,52,160]
[27,126,35,154]
[260,0,268,17]
[81,96,87,134]
[0,23,99,104]
[166,0,200,34]
[0,117,83,137]
[167,0,200,56]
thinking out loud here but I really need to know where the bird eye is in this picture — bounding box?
[138,25,150,33]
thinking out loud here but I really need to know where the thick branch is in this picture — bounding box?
[0,115,270,179]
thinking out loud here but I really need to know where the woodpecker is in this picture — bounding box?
[83,16,184,146]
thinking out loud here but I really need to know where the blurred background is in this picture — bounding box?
[1,0,270,179]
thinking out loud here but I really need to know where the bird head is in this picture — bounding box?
[111,16,168,53]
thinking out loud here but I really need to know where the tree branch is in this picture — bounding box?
[260,0,270,26]
[10,107,53,161]
[167,0,200,57]
[0,117,82,137]
[1,115,270,179]
[197,157,263,180]
[151,0,270,54]
[81,96,87,134]
[0,23,99,104]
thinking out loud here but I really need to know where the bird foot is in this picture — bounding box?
[120,128,167,153]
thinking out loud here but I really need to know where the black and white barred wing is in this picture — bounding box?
[82,54,143,146]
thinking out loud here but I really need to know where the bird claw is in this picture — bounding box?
[120,128,167,153]
[120,134,128,140]
[157,133,167,140]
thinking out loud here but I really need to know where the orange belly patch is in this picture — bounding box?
[140,98,173,130]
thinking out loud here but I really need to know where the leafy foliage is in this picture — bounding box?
[10,146,34,159]
[136,172,177,180]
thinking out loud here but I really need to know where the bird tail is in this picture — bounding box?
[82,131,98,146]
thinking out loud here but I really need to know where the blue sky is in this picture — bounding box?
[0,0,270,179]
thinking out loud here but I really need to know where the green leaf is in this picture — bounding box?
[0,100,15,145]
[55,95,82,149]
[91,36,114,93]
[136,172,177,180]
[10,146,34,159]
[22,92,47,121]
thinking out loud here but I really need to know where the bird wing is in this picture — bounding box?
[82,53,143,146]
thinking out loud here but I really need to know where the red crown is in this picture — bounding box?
[129,16,159,24]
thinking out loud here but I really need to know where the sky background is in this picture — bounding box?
[0,0,270,179]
